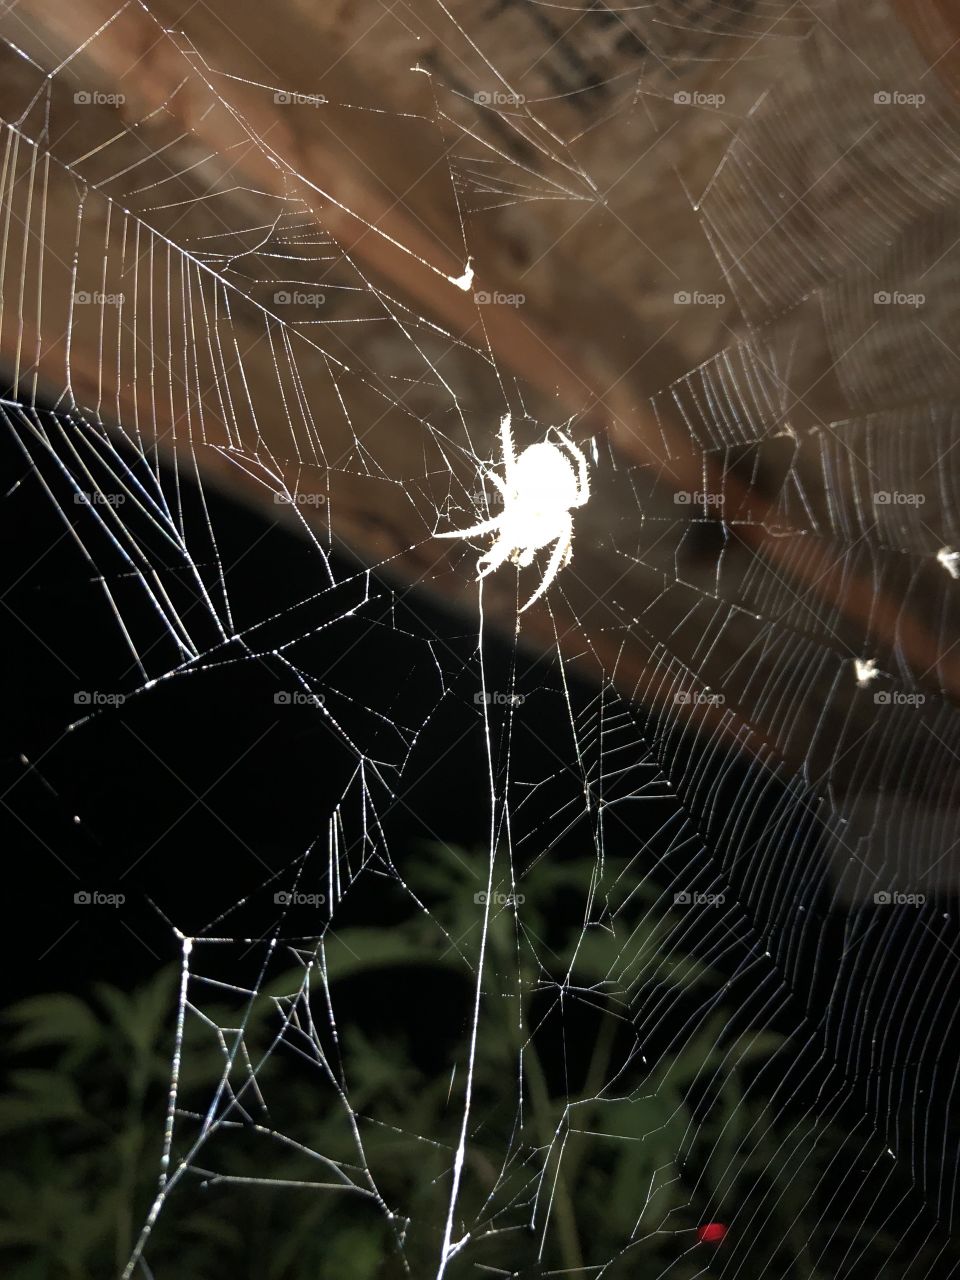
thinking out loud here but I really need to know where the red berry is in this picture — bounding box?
[697,1223,727,1244]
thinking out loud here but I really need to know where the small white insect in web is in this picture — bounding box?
[437,413,590,612]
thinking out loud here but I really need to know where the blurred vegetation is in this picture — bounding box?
[1,846,955,1278]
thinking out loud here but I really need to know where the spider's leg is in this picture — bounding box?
[486,470,511,501]
[435,514,502,539]
[477,536,515,580]
[520,515,572,612]
[500,412,517,485]
[554,432,590,506]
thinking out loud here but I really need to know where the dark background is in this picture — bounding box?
[0,408,613,1000]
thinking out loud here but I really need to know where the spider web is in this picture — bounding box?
[3,0,960,1276]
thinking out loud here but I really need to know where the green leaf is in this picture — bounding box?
[317,927,463,981]
[5,994,102,1053]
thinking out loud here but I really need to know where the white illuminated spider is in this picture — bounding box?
[437,413,590,612]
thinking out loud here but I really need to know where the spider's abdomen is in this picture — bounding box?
[513,443,579,509]
[501,507,567,552]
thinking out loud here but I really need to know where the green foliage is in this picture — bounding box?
[1,847,954,1278]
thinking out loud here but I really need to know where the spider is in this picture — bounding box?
[436,413,590,612]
